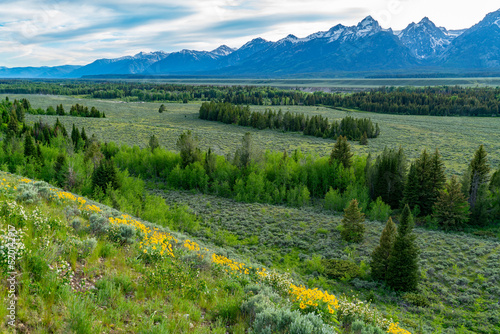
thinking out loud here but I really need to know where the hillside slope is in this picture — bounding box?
[0,172,411,333]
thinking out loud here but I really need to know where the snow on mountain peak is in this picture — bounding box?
[211,45,235,56]
[355,16,381,37]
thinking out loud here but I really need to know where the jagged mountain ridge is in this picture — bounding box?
[1,9,500,78]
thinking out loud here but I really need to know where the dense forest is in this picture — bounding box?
[1,80,499,116]
[199,101,380,141]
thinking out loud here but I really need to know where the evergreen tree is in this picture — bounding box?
[468,145,490,209]
[403,149,446,216]
[367,147,407,208]
[370,217,397,281]
[53,153,67,187]
[71,124,81,147]
[148,134,160,152]
[91,159,120,194]
[23,133,36,158]
[330,135,353,169]
[359,131,368,145]
[81,127,88,144]
[234,132,255,168]
[386,205,420,291]
[340,199,365,243]
[176,130,201,167]
[7,114,18,137]
[433,176,470,231]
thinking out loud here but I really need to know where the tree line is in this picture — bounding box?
[199,101,380,141]
[1,80,500,116]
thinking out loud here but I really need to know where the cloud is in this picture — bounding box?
[0,0,499,67]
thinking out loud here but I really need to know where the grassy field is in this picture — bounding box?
[4,94,499,175]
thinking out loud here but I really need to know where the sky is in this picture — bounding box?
[0,0,499,67]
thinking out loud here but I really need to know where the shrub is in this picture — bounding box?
[71,217,82,231]
[322,259,361,280]
[252,307,336,334]
[89,213,109,235]
[108,224,136,245]
[16,183,39,204]
[80,238,97,258]
[403,292,430,307]
[367,197,391,222]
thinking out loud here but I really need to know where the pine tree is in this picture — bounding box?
[433,176,470,231]
[330,135,353,169]
[386,205,420,291]
[468,145,490,209]
[23,133,36,158]
[370,217,397,281]
[176,130,201,167]
[340,199,365,243]
[359,131,368,145]
[148,134,160,152]
[53,153,67,187]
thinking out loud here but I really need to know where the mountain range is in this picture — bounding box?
[2,8,500,78]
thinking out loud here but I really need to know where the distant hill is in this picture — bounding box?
[2,8,500,78]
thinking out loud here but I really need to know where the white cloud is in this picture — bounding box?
[0,0,499,67]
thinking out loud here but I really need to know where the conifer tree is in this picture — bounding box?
[340,199,365,243]
[468,145,490,209]
[176,130,201,167]
[370,217,397,281]
[24,133,36,158]
[386,204,419,291]
[148,134,160,152]
[359,131,368,145]
[433,176,470,231]
[330,135,353,169]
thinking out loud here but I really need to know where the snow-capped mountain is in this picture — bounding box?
[210,45,235,56]
[2,8,500,78]
[398,17,456,59]
[439,8,500,69]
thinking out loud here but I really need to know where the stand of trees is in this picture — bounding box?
[199,101,380,141]
[1,80,499,116]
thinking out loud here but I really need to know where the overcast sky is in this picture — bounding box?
[1,0,499,67]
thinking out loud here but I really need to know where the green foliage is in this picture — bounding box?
[158,104,166,113]
[199,101,379,141]
[404,149,446,216]
[89,213,109,235]
[330,135,353,169]
[367,147,407,208]
[403,292,430,308]
[176,130,202,167]
[386,205,420,291]
[322,259,361,280]
[340,199,365,243]
[433,176,470,230]
[370,217,397,281]
[367,197,391,222]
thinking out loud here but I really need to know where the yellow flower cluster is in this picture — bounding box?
[211,253,251,275]
[184,239,201,252]
[109,215,176,258]
[387,323,411,334]
[289,284,339,314]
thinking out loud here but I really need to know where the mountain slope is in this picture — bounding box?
[0,65,81,78]
[439,8,500,69]
[398,17,455,59]
[68,51,168,77]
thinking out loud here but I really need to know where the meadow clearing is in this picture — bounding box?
[2,93,498,175]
